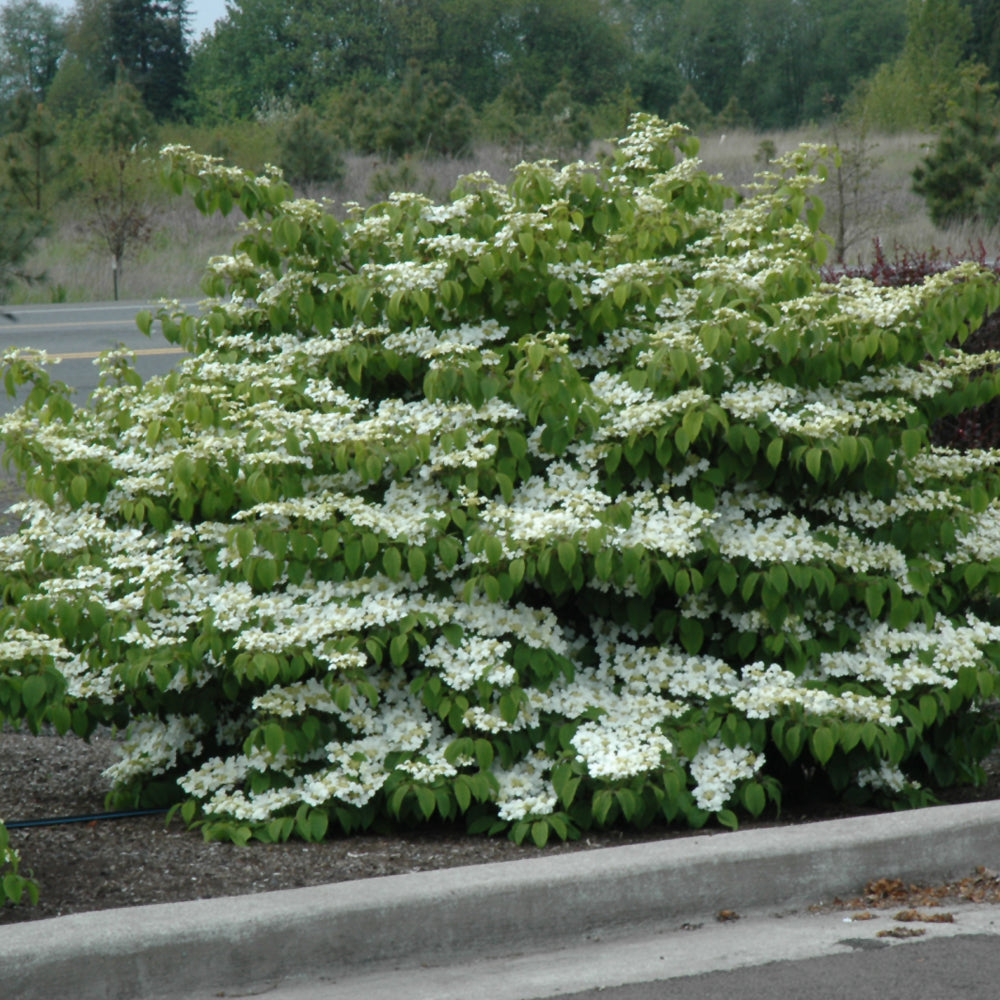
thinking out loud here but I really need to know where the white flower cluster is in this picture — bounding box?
[103,715,206,786]
[689,739,764,812]
[815,487,961,529]
[856,763,915,794]
[592,372,710,440]
[733,662,898,725]
[492,754,558,822]
[421,634,515,690]
[818,614,1000,694]
[713,501,829,565]
[721,380,915,438]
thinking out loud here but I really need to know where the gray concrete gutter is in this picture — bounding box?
[4,800,1000,1000]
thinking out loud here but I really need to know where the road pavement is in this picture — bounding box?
[263,914,1000,1000]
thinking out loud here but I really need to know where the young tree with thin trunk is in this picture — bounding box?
[80,79,153,300]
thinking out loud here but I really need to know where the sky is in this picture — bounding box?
[186,0,228,38]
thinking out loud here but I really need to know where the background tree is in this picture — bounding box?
[615,0,684,117]
[0,90,74,214]
[184,0,918,133]
[276,105,344,187]
[858,0,978,130]
[809,0,907,116]
[823,101,888,263]
[668,84,713,131]
[965,0,1000,81]
[347,63,475,160]
[190,0,393,119]
[671,0,746,114]
[79,80,154,300]
[480,74,538,159]
[45,0,112,117]
[505,0,628,107]
[45,0,190,120]
[912,77,1000,227]
[537,77,591,160]
[0,0,65,103]
[0,195,42,301]
[107,0,191,120]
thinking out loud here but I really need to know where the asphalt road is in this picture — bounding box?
[0,299,193,416]
[202,908,1000,1000]
[552,934,1000,1000]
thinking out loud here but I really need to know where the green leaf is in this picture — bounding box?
[70,474,87,505]
[557,541,576,573]
[390,633,409,666]
[716,809,738,831]
[782,723,804,761]
[21,674,46,710]
[309,810,329,841]
[255,558,278,591]
[901,428,922,458]
[383,546,402,579]
[718,562,738,596]
[407,547,427,580]
[741,782,766,817]
[551,765,581,807]
[475,739,494,771]
[805,447,823,481]
[485,535,504,565]
[2,873,24,905]
[919,694,938,726]
[264,723,284,757]
[415,786,436,820]
[810,727,835,765]
[864,584,885,619]
[438,536,460,570]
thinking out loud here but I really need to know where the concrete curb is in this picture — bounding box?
[4,800,1000,1000]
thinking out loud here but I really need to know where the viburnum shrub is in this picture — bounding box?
[3,115,1000,850]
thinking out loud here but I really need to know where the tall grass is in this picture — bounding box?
[12,127,1000,304]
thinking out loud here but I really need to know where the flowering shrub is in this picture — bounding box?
[3,116,1000,848]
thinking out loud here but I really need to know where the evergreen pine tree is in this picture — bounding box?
[913,78,1000,226]
[669,84,712,131]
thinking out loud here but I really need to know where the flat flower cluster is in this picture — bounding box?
[2,115,1000,848]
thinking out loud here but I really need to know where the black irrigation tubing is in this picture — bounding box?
[4,808,170,830]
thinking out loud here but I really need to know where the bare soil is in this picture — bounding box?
[2,470,1000,926]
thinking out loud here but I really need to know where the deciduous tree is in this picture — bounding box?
[79,80,154,299]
